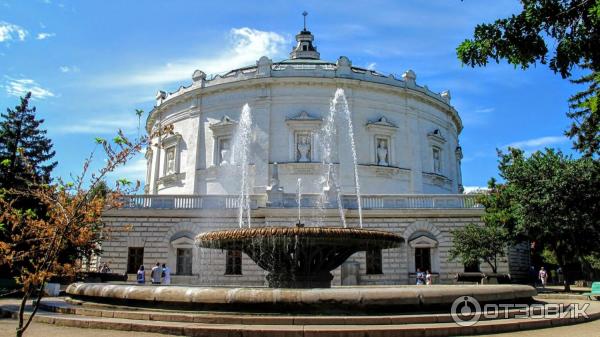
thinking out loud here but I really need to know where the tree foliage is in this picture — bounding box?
[457,0,600,156]
[498,147,600,289]
[449,179,515,274]
[449,222,510,273]
[0,105,171,336]
[0,92,56,189]
[567,65,600,157]
[0,128,146,337]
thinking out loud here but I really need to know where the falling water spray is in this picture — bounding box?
[332,89,364,228]
[230,103,253,228]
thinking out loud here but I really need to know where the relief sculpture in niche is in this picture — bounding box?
[297,135,311,162]
[377,139,389,166]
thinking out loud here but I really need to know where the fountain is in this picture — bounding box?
[332,89,363,227]
[297,178,302,226]
[230,103,253,228]
[64,91,536,323]
[195,91,401,288]
[197,226,402,288]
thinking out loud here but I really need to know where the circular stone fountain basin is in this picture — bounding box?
[196,227,404,288]
[65,283,537,314]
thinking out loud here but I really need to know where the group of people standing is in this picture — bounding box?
[416,268,433,285]
[137,263,171,285]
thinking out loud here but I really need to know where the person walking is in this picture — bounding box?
[136,265,145,284]
[539,266,548,288]
[425,270,432,285]
[162,263,171,285]
[151,262,162,285]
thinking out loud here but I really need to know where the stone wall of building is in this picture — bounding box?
[99,207,528,286]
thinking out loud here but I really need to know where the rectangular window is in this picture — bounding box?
[225,249,242,275]
[127,247,144,274]
[366,249,383,274]
[432,147,441,174]
[415,247,431,272]
[176,248,193,275]
[217,137,231,166]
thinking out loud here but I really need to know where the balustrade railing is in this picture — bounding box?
[120,194,482,210]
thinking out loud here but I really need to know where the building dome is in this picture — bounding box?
[144,23,463,196]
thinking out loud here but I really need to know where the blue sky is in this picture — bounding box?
[0,0,580,190]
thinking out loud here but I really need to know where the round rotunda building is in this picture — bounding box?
[100,25,530,286]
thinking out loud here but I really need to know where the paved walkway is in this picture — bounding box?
[466,317,600,336]
[2,317,600,337]
[0,319,165,337]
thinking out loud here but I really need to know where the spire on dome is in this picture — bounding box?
[290,11,320,60]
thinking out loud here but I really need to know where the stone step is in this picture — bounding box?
[33,298,578,326]
[1,298,599,337]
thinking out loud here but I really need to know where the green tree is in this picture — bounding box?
[449,222,510,273]
[498,148,600,290]
[450,179,518,274]
[457,0,600,156]
[0,92,57,189]
[567,65,600,157]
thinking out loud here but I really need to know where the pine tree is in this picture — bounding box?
[567,66,600,157]
[0,92,57,190]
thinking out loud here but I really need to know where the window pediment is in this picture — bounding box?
[427,129,446,144]
[408,235,438,248]
[366,116,398,136]
[162,133,182,148]
[171,236,195,248]
[285,111,322,128]
[210,116,237,137]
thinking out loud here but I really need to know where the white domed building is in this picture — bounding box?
[100,24,529,285]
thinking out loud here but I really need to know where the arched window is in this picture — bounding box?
[176,248,193,275]
[366,249,382,274]
[170,232,195,275]
[226,249,242,275]
[415,247,431,271]
[408,231,439,273]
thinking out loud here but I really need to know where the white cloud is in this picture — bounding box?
[60,65,80,73]
[463,186,489,194]
[504,136,568,151]
[4,77,55,99]
[54,114,140,134]
[460,106,496,126]
[111,158,146,180]
[107,157,147,186]
[366,62,377,70]
[0,21,27,42]
[100,27,287,87]
[36,32,55,40]
[475,107,495,114]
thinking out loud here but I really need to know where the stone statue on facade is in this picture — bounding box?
[220,140,230,166]
[166,149,175,174]
[377,140,388,166]
[297,136,311,162]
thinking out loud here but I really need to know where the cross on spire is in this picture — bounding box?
[302,11,308,31]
